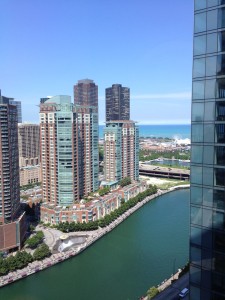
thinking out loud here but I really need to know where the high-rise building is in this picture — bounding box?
[40,97,51,104]
[0,102,26,251]
[74,79,99,196]
[9,100,22,123]
[40,95,79,205]
[74,79,98,108]
[76,105,99,196]
[190,2,225,298]
[18,123,40,167]
[105,84,130,122]
[104,121,139,182]
[0,91,22,123]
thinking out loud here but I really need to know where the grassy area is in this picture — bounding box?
[155,179,190,190]
[140,176,190,190]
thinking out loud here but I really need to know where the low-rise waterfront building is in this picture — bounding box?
[40,181,148,225]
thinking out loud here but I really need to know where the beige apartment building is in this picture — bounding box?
[20,165,41,186]
[18,123,40,167]
[104,120,139,183]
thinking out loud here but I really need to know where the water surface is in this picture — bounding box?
[0,189,189,300]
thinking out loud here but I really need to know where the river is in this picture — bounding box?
[0,189,189,300]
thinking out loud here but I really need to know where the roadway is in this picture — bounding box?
[153,273,189,300]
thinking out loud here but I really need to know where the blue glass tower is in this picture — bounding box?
[191,1,225,299]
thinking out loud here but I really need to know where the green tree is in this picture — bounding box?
[14,251,33,269]
[29,224,35,232]
[25,231,44,249]
[7,256,17,272]
[0,258,9,275]
[33,244,51,261]
[99,147,104,161]
[119,177,131,187]
[98,187,110,196]
[147,286,159,299]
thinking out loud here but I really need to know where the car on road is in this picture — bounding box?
[179,288,189,298]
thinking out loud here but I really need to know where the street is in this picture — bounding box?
[153,273,189,300]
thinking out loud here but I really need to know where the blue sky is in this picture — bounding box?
[1,0,193,124]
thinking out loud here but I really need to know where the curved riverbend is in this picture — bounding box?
[0,188,189,300]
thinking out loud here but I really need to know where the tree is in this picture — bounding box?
[29,224,35,232]
[33,244,51,261]
[98,187,110,196]
[0,258,8,275]
[25,231,44,249]
[120,198,125,204]
[7,256,17,272]
[147,286,159,299]
[119,177,131,187]
[99,147,104,161]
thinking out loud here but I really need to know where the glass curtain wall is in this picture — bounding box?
[191,1,225,299]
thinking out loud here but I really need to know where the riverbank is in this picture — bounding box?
[0,185,189,289]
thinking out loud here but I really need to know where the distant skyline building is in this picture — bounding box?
[0,101,26,251]
[190,2,225,299]
[74,79,99,196]
[104,121,139,182]
[105,84,130,122]
[40,97,51,104]
[18,123,40,167]
[74,79,98,108]
[0,90,22,123]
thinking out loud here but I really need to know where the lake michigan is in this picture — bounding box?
[99,124,191,139]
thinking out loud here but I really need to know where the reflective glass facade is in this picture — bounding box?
[191,1,225,299]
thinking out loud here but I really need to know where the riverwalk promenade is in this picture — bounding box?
[0,185,189,289]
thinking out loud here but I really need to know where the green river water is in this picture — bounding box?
[0,189,189,300]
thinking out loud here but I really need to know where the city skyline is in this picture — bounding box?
[1,0,193,125]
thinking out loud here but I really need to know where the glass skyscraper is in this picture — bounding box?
[191,1,225,299]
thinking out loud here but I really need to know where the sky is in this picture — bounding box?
[1,0,194,125]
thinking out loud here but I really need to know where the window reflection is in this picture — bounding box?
[216,124,225,142]
[193,58,206,77]
[217,79,225,98]
[207,33,217,53]
[194,0,206,11]
[215,168,225,186]
[193,81,205,99]
[207,9,218,31]
[192,124,204,142]
[214,231,225,252]
[217,54,225,76]
[213,209,225,229]
[218,31,225,52]
[192,103,204,121]
[218,7,225,29]
[216,146,225,165]
[194,35,206,55]
[214,189,225,210]
[195,12,207,33]
[216,101,225,120]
